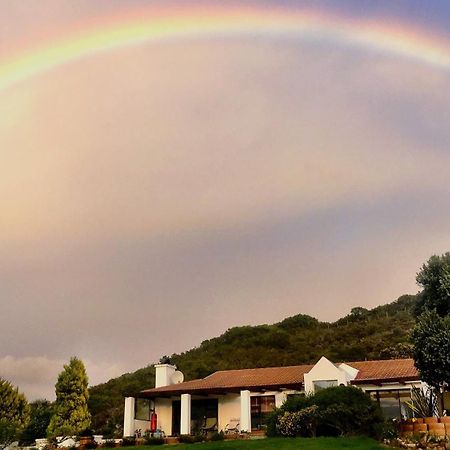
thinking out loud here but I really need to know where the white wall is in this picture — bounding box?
[154,364,177,388]
[304,356,351,394]
[154,398,173,436]
[133,419,151,433]
[275,391,288,408]
[218,394,240,431]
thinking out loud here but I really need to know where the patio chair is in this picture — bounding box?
[225,419,240,434]
[201,417,218,434]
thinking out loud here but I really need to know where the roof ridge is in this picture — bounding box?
[211,363,314,375]
[347,358,414,364]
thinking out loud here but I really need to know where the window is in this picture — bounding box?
[368,390,412,418]
[251,396,275,430]
[313,380,338,392]
[135,398,151,421]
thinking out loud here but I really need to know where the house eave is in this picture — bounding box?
[137,382,304,398]
[350,376,419,386]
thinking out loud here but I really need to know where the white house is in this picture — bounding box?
[123,357,421,437]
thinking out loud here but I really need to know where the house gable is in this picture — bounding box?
[304,356,357,394]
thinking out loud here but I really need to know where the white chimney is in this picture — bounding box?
[154,364,177,388]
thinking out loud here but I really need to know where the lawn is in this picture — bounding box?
[119,437,385,449]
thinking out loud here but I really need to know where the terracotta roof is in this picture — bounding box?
[140,365,312,397]
[349,358,418,384]
[139,358,419,397]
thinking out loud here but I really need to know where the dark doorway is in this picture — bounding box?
[171,400,181,436]
[191,399,218,434]
[171,398,218,435]
[251,395,275,430]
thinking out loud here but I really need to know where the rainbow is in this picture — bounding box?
[1,4,450,92]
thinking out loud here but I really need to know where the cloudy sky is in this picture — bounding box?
[1,0,450,400]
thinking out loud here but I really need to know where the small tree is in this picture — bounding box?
[21,400,53,444]
[47,357,91,438]
[411,309,450,411]
[414,253,450,317]
[0,378,30,449]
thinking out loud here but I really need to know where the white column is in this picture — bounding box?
[123,397,135,437]
[180,394,191,435]
[240,390,251,433]
[275,392,287,408]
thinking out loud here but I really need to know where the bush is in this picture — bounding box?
[268,386,383,438]
[313,386,383,437]
[121,436,136,446]
[178,434,204,443]
[373,419,399,440]
[145,437,164,445]
[266,394,310,437]
[208,431,224,441]
[276,406,318,437]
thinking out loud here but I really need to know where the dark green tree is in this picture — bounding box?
[47,357,91,437]
[415,252,450,317]
[0,378,30,449]
[411,309,450,409]
[21,400,53,444]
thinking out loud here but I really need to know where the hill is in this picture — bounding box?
[88,294,417,435]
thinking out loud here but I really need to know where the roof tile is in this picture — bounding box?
[140,358,418,396]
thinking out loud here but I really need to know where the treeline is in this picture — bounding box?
[88,294,417,435]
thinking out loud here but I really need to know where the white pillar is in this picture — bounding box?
[123,397,135,437]
[275,392,287,408]
[240,390,251,432]
[180,394,191,435]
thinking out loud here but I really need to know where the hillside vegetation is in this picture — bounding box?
[89,294,416,435]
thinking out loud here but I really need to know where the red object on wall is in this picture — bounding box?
[150,412,157,432]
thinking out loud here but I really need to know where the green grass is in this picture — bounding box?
[120,437,384,449]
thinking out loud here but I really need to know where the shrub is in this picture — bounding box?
[178,434,204,444]
[268,386,383,438]
[208,431,224,441]
[121,436,136,446]
[313,386,384,437]
[373,419,399,441]
[266,394,311,437]
[276,406,318,437]
[145,437,164,445]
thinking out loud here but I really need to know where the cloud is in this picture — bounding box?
[0,28,450,399]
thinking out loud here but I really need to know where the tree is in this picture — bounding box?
[415,252,450,317]
[47,357,91,437]
[411,309,450,410]
[379,342,414,359]
[21,400,53,444]
[0,378,30,449]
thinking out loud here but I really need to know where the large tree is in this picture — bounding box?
[411,309,450,410]
[414,252,450,317]
[0,378,30,449]
[47,357,91,438]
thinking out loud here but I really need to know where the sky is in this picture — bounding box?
[1,0,450,401]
